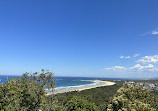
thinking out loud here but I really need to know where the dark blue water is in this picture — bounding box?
[0,75,95,87]
[0,75,134,87]
[0,75,137,93]
[0,75,22,84]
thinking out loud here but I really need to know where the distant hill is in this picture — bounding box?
[150,77,158,80]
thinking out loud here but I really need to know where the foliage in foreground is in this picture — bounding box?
[0,70,57,111]
[1,70,158,111]
[0,71,124,111]
[107,82,158,111]
[65,96,99,111]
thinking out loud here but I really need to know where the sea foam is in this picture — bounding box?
[46,80,104,93]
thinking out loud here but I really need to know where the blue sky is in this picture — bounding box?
[0,0,158,78]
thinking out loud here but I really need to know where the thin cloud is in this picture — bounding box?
[120,56,131,59]
[120,54,139,59]
[129,64,155,71]
[141,28,158,36]
[140,32,150,36]
[105,66,126,70]
[105,64,158,72]
[151,29,158,35]
[106,54,158,75]
[133,54,139,57]
[137,54,158,64]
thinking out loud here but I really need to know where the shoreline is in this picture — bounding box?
[46,80,115,95]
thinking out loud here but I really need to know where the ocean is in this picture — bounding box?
[0,75,130,93]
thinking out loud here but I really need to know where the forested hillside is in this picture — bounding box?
[53,81,123,110]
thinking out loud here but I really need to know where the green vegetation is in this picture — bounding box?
[0,70,56,111]
[0,70,158,111]
[54,81,123,110]
[107,82,158,111]
[65,96,99,111]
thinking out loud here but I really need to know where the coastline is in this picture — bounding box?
[46,80,115,95]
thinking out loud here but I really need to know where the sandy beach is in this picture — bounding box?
[46,80,115,95]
